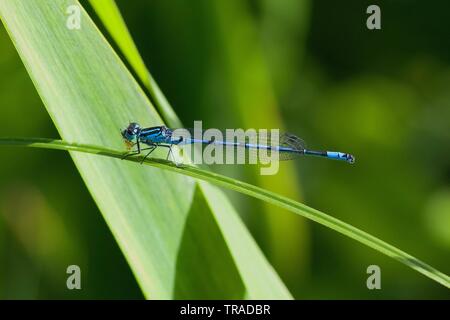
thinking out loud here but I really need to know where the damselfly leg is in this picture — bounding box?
[121,140,156,161]
[153,144,181,166]
[140,144,157,164]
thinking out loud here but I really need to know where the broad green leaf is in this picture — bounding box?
[88,0,296,298]
[87,0,294,298]
[1,138,449,289]
[88,0,307,285]
[0,0,291,299]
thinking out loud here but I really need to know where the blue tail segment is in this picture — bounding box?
[304,150,355,164]
[326,151,355,164]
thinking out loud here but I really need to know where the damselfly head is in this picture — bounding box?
[121,122,141,143]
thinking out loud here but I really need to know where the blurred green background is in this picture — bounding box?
[0,0,449,299]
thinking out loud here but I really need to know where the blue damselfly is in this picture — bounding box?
[121,123,355,165]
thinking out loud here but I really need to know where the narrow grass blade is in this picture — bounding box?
[88,0,182,128]
[0,137,449,289]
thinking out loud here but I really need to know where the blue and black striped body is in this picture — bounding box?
[139,126,173,145]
